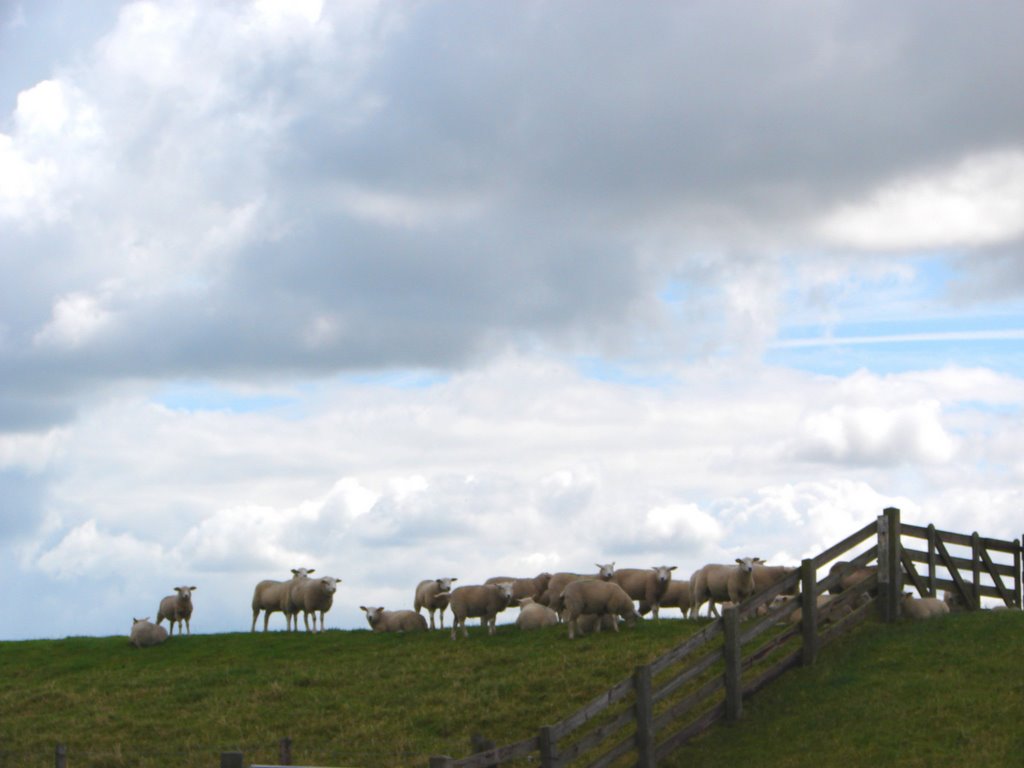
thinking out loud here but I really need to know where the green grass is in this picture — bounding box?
[1,612,1021,767]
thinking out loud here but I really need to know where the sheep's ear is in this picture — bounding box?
[190,586,198,590]
[735,558,743,565]
[669,566,677,571]
[359,606,368,612]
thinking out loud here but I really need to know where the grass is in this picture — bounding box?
[1,611,1021,767]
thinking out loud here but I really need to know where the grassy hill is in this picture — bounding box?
[0,611,1020,767]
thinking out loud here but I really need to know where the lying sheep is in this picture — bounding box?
[827,561,878,596]
[784,594,855,625]
[251,567,314,632]
[361,605,428,633]
[943,590,970,612]
[156,585,197,636]
[415,577,457,629]
[539,564,616,612]
[612,565,676,619]
[485,572,552,606]
[290,576,340,633]
[902,593,950,620]
[642,579,691,617]
[561,579,640,640]
[689,557,764,618]
[515,597,559,630]
[448,582,514,640]
[130,617,168,648]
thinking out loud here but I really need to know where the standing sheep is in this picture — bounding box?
[641,579,691,617]
[539,564,616,612]
[515,597,559,630]
[156,585,197,636]
[561,579,640,640]
[612,566,676,619]
[902,593,950,619]
[361,605,429,633]
[689,557,764,618]
[484,572,552,606]
[448,582,514,640]
[251,567,314,632]
[415,577,457,629]
[290,576,341,633]
[130,617,168,648]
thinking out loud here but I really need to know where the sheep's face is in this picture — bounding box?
[291,567,314,579]
[652,566,676,586]
[735,557,757,574]
[436,577,456,592]
[361,606,384,627]
[496,583,514,603]
[174,586,194,600]
[597,563,615,580]
[319,577,340,594]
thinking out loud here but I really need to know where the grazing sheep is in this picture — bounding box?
[539,564,616,612]
[574,613,619,635]
[689,557,764,618]
[290,576,341,633]
[448,582,515,640]
[827,562,878,596]
[901,593,950,620]
[485,572,552,606]
[156,585,197,636]
[415,577,457,629]
[130,617,168,648]
[515,597,559,630]
[561,579,640,640]
[612,566,676,619]
[642,579,691,617]
[361,605,429,633]
[251,568,314,632]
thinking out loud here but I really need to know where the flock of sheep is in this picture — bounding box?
[129,557,959,648]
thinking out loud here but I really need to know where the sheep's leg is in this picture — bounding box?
[263,610,271,632]
[567,616,576,640]
[185,617,191,635]
[610,614,620,632]
[251,609,259,633]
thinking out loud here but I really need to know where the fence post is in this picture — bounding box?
[220,752,243,768]
[538,725,559,768]
[1015,536,1022,609]
[723,605,742,722]
[972,532,982,609]
[800,558,818,666]
[878,507,902,622]
[54,743,67,768]
[279,736,293,765]
[634,664,655,768]
[429,757,455,768]
[927,524,938,597]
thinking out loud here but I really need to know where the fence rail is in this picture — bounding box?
[430,508,1023,768]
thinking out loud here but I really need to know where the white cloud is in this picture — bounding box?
[33,293,113,349]
[36,519,163,580]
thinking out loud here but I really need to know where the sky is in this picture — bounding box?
[1,0,1022,641]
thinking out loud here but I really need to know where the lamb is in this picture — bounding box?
[156,585,197,636]
[901,593,950,619]
[447,582,515,640]
[484,572,552,606]
[612,565,676,619]
[561,579,640,639]
[289,575,341,633]
[539,564,616,612]
[641,579,691,617]
[251,567,315,632]
[689,557,764,618]
[514,597,559,630]
[414,577,457,629]
[361,605,429,633]
[130,617,168,648]
[827,561,878,596]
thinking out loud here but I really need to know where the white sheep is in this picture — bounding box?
[156,585,197,636]
[361,605,429,633]
[290,576,340,633]
[484,572,552,606]
[827,561,878,596]
[689,557,764,618]
[514,597,559,630]
[752,564,798,597]
[641,579,691,617]
[901,593,950,619]
[250,567,314,632]
[447,582,514,640]
[612,566,676,619]
[561,579,640,639]
[573,613,619,635]
[414,577,457,629]
[130,617,168,648]
[943,590,969,612]
[539,564,616,612]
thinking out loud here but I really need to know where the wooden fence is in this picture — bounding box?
[429,507,1023,768]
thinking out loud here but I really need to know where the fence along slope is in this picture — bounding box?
[429,508,1022,768]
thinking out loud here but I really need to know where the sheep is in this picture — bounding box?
[539,563,616,612]
[827,561,878,596]
[752,564,798,597]
[641,579,691,617]
[447,582,515,640]
[574,613,619,635]
[943,589,970,612]
[689,557,764,618]
[901,593,950,620]
[561,579,640,639]
[289,576,341,633]
[415,577,457,629]
[361,605,429,633]
[130,617,168,648]
[785,594,855,625]
[484,572,552,606]
[612,565,676,619]
[251,567,315,632]
[156,585,197,636]
[515,597,559,630]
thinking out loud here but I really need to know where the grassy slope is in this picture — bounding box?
[1,612,1021,767]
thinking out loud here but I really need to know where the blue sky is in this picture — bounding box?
[1,1,1022,640]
